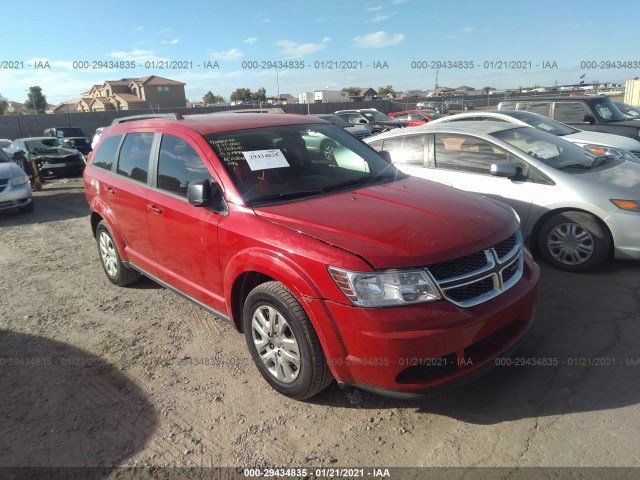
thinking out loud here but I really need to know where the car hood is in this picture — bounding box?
[254,176,517,269]
[581,160,640,193]
[0,162,25,178]
[566,130,640,151]
[32,148,80,159]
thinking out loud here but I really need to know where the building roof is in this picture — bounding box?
[131,75,186,86]
[112,93,147,104]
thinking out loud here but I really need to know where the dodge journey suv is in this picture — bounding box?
[84,113,539,400]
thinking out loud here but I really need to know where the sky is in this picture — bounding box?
[1,0,639,105]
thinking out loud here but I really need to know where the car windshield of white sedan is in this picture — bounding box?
[492,127,598,170]
[207,123,402,206]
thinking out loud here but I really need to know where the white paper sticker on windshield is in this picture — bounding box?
[536,122,554,132]
[527,145,559,159]
[243,149,290,171]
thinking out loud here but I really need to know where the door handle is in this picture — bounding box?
[146,204,163,215]
[104,186,115,195]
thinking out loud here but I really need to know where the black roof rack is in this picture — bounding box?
[111,113,184,125]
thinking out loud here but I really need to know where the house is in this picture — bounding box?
[359,88,377,101]
[76,75,187,112]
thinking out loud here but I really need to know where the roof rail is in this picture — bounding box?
[111,113,184,125]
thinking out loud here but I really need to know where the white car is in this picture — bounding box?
[429,110,640,162]
[0,148,33,214]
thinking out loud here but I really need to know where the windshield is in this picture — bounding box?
[207,123,403,206]
[592,98,628,122]
[491,127,598,170]
[504,110,579,136]
[54,128,85,138]
[25,138,65,152]
[0,149,10,163]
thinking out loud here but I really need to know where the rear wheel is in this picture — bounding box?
[538,211,610,272]
[95,221,140,286]
[243,281,333,399]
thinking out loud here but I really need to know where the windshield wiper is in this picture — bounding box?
[250,190,324,203]
[557,163,593,171]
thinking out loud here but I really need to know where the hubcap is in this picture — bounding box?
[99,231,119,277]
[321,143,335,160]
[547,222,594,266]
[251,305,300,383]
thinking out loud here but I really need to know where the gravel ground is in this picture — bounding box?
[1,177,639,478]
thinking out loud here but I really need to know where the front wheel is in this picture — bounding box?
[537,211,610,272]
[243,281,333,399]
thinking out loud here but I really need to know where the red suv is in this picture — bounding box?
[84,113,539,400]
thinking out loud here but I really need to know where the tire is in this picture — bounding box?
[320,139,337,163]
[95,220,140,286]
[243,281,333,400]
[538,211,610,272]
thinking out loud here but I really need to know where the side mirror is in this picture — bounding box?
[583,115,596,125]
[188,179,227,213]
[490,163,518,178]
[356,119,368,125]
[378,150,392,163]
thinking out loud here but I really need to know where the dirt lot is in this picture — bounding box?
[1,177,639,477]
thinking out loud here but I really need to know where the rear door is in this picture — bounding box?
[98,132,157,272]
[145,132,226,314]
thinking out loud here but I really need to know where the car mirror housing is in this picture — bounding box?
[188,178,213,206]
[490,163,518,178]
[378,150,392,163]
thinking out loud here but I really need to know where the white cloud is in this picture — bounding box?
[365,6,383,11]
[391,0,410,4]
[244,37,258,45]
[371,14,390,23]
[107,49,168,63]
[161,39,180,45]
[322,37,331,43]
[156,28,172,35]
[276,40,327,58]
[212,48,244,60]
[460,27,475,33]
[353,31,405,49]
[134,26,145,32]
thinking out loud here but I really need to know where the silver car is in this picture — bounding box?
[365,121,640,272]
[428,110,640,161]
[0,148,33,214]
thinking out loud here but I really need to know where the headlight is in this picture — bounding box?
[10,175,29,187]
[583,145,637,162]
[610,199,640,212]
[328,266,441,307]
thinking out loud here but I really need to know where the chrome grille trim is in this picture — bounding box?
[427,231,524,307]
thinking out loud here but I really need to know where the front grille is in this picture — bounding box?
[0,178,8,192]
[427,232,524,307]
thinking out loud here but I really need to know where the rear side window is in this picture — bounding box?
[157,135,211,197]
[553,102,591,123]
[92,135,123,171]
[522,102,551,116]
[117,133,154,183]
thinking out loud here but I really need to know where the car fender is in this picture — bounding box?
[88,195,131,263]
[223,247,350,362]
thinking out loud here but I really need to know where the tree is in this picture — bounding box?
[341,87,361,97]
[203,91,224,105]
[24,86,47,114]
[251,87,267,102]
[482,86,493,95]
[230,88,252,102]
[378,85,394,97]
